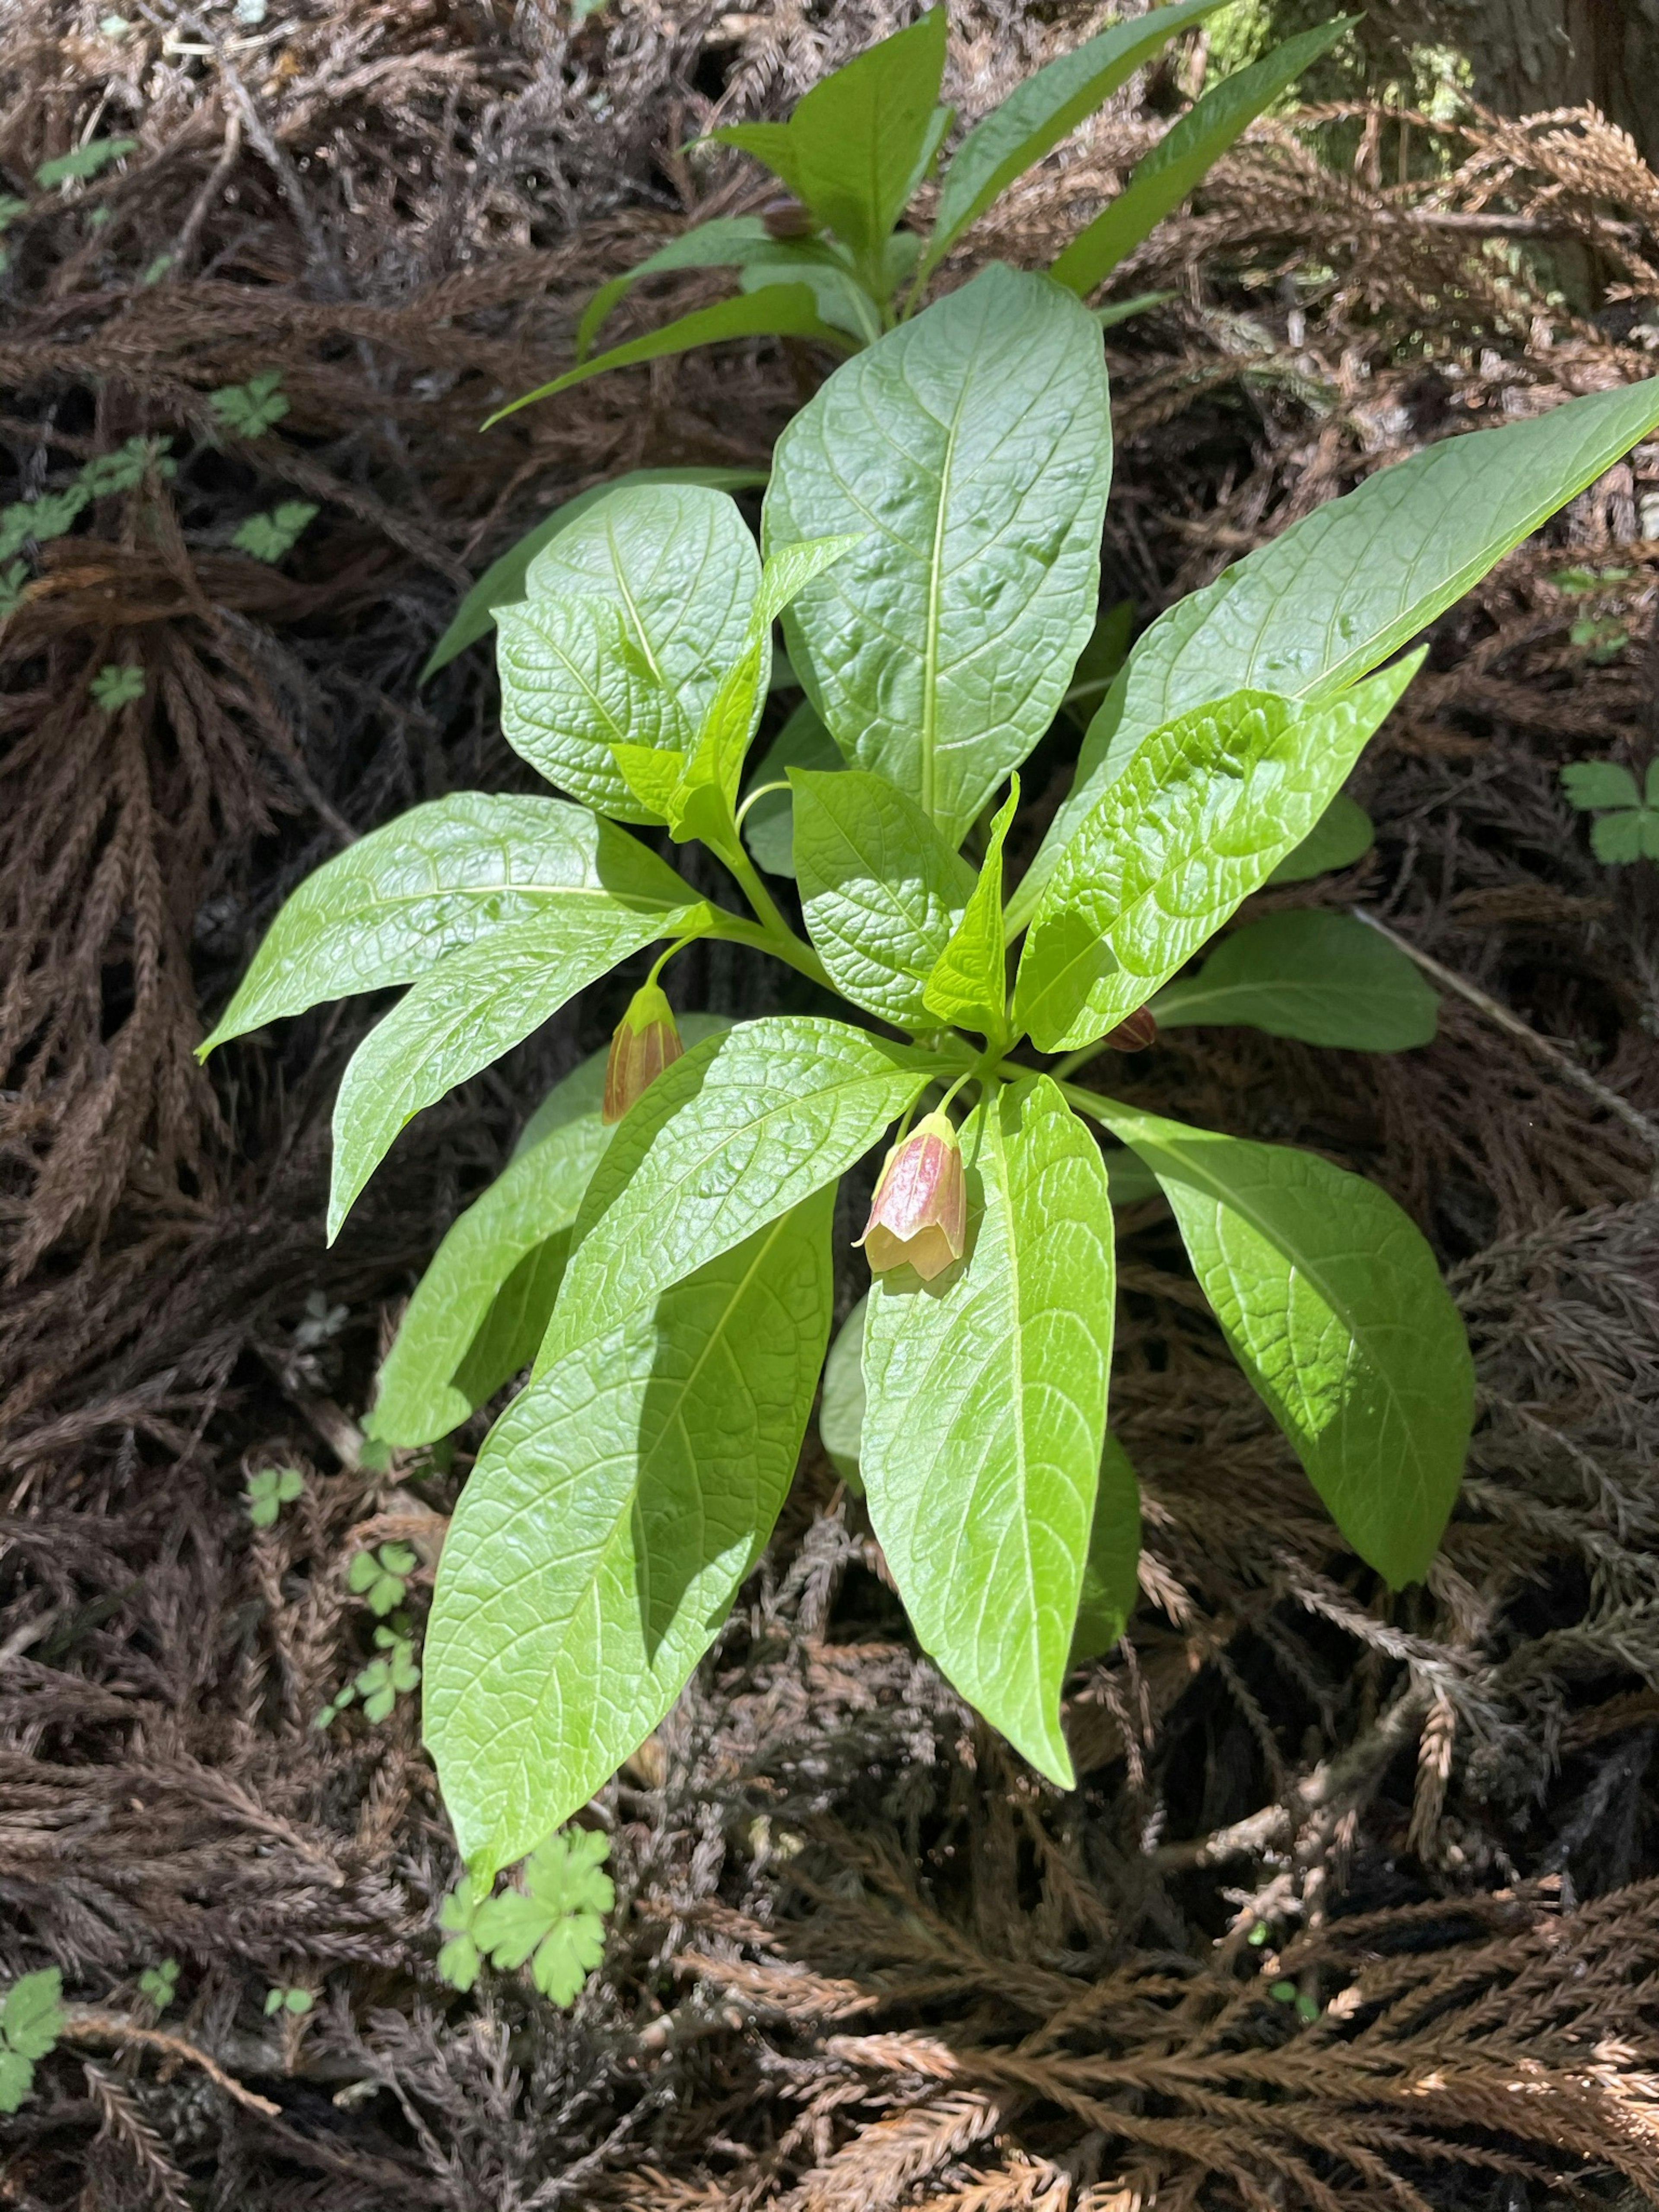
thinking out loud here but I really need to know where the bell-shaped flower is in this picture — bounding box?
[856,1110,966,1282]
[1105,1006,1157,1052]
[602,981,683,1124]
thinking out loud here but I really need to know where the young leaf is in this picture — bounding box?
[861,1077,1115,1786]
[208,369,289,439]
[741,699,842,878]
[1151,910,1439,1050]
[791,767,975,1025]
[739,252,882,345]
[498,484,760,820]
[923,777,1018,1036]
[35,137,136,188]
[327,896,711,1238]
[1052,20,1354,298]
[1020,374,1659,913]
[1560,760,1641,812]
[819,1293,868,1483]
[765,264,1113,848]
[1590,807,1659,863]
[559,1016,935,1339]
[483,286,852,426]
[1266,791,1374,884]
[715,12,948,273]
[199,793,695,1053]
[232,500,317,562]
[1069,1435,1141,1665]
[425,1191,835,1870]
[472,1827,614,2003]
[0,2049,32,2113]
[1080,1096,1472,1588]
[2,1970,64,2062]
[422,466,769,683]
[1014,662,1417,1052]
[576,214,785,359]
[923,0,1232,280]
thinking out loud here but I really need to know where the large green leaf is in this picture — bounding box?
[765,264,1113,848]
[420,467,769,683]
[819,1292,868,1484]
[498,484,760,821]
[923,0,1232,280]
[861,1076,1115,1785]
[1078,1095,1471,1587]
[923,778,1017,1036]
[328,896,709,1239]
[1019,375,1659,915]
[200,794,694,1053]
[1151,909,1438,1049]
[1051,19,1352,298]
[559,1016,935,1338]
[739,251,882,345]
[1014,663,1416,1052]
[741,700,842,878]
[715,12,947,274]
[791,768,974,1026]
[483,286,852,425]
[1069,1434,1141,1665]
[426,1189,835,1872]
[1266,792,1373,884]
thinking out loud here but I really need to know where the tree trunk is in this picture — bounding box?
[1451,0,1659,167]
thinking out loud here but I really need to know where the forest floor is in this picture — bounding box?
[3,3,1659,2207]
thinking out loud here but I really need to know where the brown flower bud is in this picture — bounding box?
[1104,1007,1158,1052]
[855,1111,966,1282]
[602,982,683,1124]
[761,196,814,240]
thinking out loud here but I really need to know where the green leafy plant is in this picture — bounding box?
[0,1969,64,2113]
[90,664,144,712]
[1561,759,1659,862]
[197,247,1659,1876]
[233,500,318,562]
[137,1958,180,2012]
[209,369,289,439]
[245,1464,304,1527]
[347,1541,417,1616]
[0,562,28,620]
[436,1827,613,2002]
[263,1985,313,2018]
[35,137,137,190]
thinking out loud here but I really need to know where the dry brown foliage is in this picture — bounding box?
[4,0,1659,2205]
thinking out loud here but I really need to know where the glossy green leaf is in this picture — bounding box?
[328,896,710,1239]
[1069,1435,1141,1665]
[577,215,782,359]
[199,794,695,1053]
[1063,600,1134,729]
[765,264,1113,847]
[861,1076,1115,1785]
[923,778,1017,1035]
[716,12,947,271]
[1265,792,1373,884]
[1020,375,1659,915]
[1052,19,1353,298]
[819,1293,868,1484]
[559,1016,934,1338]
[741,700,841,877]
[420,466,768,683]
[498,484,760,820]
[792,768,975,1026]
[425,1190,835,1870]
[1081,1097,1471,1588]
[738,251,883,345]
[1014,662,1417,1052]
[483,286,852,426]
[1151,909,1439,1049]
[924,0,1232,279]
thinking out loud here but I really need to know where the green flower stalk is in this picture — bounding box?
[602,982,684,1125]
[856,1109,966,1281]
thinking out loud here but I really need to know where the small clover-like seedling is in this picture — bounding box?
[0,1968,64,2113]
[90,664,145,713]
[263,1986,314,2017]
[246,1465,304,1528]
[35,137,137,190]
[438,1828,613,2004]
[209,369,289,439]
[80,435,175,500]
[1561,760,1659,863]
[348,1542,416,1616]
[234,502,318,563]
[138,1959,179,2012]
[354,1627,420,1721]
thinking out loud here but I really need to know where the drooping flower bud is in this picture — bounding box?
[761,196,815,239]
[1105,1007,1158,1052]
[602,982,683,1124]
[856,1110,966,1282]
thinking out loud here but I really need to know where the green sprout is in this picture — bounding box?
[245,1465,304,1528]
[90,664,145,713]
[1561,760,1659,862]
[35,138,138,191]
[436,1827,613,2004]
[209,369,289,439]
[137,1959,179,2012]
[263,1986,313,2018]
[348,1542,417,1616]
[233,502,318,563]
[315,1627,420,1729]
[0,1969,64,2113]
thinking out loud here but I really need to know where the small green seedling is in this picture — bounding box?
[246,1465,304,1528]
[263,1986,313,2018]
[1269,1978,1321,2024]
[315,1627,420,1728]
[234,502,318,563]
[90,664,145,713]
[437,1827,612,2004]
[348,1542,417,1616]
[138,1959,179,2012]
[1561,760,1659,862]
[0,1969,64,2113]
[35,137,137,191]
[209,369,289,440]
